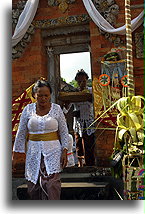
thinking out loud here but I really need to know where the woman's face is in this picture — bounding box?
[35,86,51,107]
[76,75,87,91]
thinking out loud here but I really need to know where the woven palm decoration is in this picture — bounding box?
[12,83,35,141]
[114,0,144,200]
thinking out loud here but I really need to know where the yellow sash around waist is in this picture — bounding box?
[28,131,59,141]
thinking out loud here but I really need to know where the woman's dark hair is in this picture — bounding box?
[75,69,89,81]
[32,79,52,96]
[74,132,80,137]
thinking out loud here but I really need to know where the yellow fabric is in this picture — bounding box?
[28,131,59,141]
[26,83,36,103]
[101,59,126,64]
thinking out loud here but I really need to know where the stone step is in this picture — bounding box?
[61,182,110,200]
[13,167,123,200]
[62,182,108,188]
[17,181,110,200]
[12,166,112,178]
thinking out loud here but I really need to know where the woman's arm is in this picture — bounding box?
[57,105,69,150]
[12,105,29,171]
[60,148,68,169]
[13,105,29,153]
[12,151,26,172]
[57,105,69,168]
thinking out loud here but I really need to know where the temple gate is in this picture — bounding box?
[12,0,144,168]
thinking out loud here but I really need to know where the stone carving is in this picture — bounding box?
[109,4,119,15]
[93,0,119,25]
[12,6,90,60]
[46,46,54,58]
[32,14,90,28]
[12,0,123,59]
[135,31,143,58]
[58,0,69,13]
[48,0,57,6]
[12,0,35,60]
[48,0,76,13]
[92,0,124,46]
[42,24,89,37]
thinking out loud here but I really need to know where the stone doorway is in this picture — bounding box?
[42,23,91,103]
[42,24,96,166]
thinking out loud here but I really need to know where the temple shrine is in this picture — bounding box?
[12,0,144,200]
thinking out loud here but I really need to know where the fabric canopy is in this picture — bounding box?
[12,0,39,47]
[82,0,144,35]
[12,0,144,47]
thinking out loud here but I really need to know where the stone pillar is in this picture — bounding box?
[47,47,60,103]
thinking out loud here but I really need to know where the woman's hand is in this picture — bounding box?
[12,151,18,172]
[12,152,25,172]
[61,148,68,169]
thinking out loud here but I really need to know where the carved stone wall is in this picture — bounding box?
[135,31,143,58]
[12,0,122,60]
[48,0,76,13]
[32,14,90,29]
[92,0,124,46]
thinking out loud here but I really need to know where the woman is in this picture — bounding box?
[64,70,95,166]
[12,79,69,200]
[74,70,95,166]
[74,132,85,167]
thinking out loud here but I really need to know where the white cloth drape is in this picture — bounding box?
[12,0,39,47]
[82,0,144,35]
[12,0,144,47]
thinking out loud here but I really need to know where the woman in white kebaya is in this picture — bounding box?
[12,79,69,200]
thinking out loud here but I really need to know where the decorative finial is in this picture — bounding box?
[39,77,47,81]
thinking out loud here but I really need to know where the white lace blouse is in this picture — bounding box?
[66,134,75,167]
[73,101,95,136]
[13,103,69,184]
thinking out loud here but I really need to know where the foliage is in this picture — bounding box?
[110,95,144,178]
[69,79,92,88]
[69,79,78,88]
[87,79,92,87]
[61,77,66,82]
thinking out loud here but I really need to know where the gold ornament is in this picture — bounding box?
[58,0,69,13]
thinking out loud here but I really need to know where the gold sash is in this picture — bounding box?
[28,131,59,141]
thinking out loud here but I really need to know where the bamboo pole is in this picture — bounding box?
[125,0,135,97]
